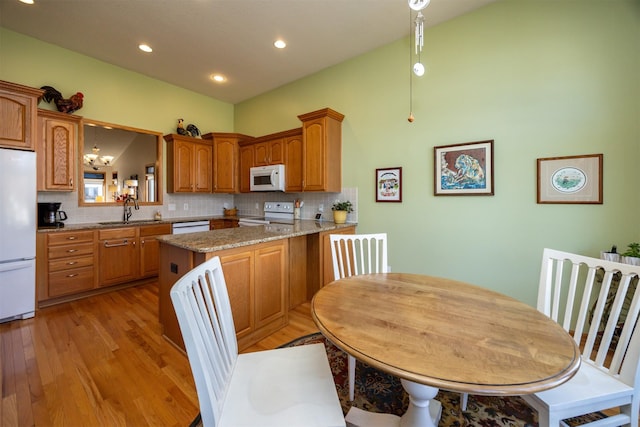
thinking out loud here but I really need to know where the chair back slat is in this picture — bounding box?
[538,248,640,386]
[330,233,388,281]
[171,256,239,427]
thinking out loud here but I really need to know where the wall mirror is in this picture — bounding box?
[79,119,163,206]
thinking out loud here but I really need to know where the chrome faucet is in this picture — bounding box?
[123,195,139,223]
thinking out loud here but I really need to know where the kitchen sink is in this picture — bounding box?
[98,219,162,225]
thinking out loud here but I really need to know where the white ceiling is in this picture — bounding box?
[0,0,496,104]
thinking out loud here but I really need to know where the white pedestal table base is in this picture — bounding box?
[344,380,442,427]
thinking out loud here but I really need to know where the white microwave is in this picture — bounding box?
[250,164,285,192]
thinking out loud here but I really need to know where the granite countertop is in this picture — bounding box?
[37,215,238,233]
[156,220,355,253]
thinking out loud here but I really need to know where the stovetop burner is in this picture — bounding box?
[238,201,295,226]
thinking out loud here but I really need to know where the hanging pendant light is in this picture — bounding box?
[407,0,430,122]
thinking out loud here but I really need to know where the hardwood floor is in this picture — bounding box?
[0,283,319,427]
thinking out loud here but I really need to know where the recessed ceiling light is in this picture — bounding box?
[210,74,226,83]
[19,0,34,4]
[274,40,286,49]
[138,44,153,53]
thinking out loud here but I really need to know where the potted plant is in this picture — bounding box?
[622,242,640,265]
[331,200,353,224]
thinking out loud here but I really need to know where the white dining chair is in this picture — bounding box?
[521,248,640,427]
[171,256,345,427]
[329,233,387,401]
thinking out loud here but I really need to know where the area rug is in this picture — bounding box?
[284,332,607,427]
[191,333,607,427]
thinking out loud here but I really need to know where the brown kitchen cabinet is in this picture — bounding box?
[164,134,213,193]
[253,137,284,166]
[159,239,288,351]
[36,109,81,191]
[202,132,253,194]
[297,108,344,192]
[239,144,254,193]
[139,223,171,278]
[210,219,239,229]
[284,132,304,192]
[98,228,139,286]
[36,230,96,302]
[0,81,42,151]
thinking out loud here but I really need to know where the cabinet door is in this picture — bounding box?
[38,116,76,191]
[302,118,326,191]
[254,242,287,329]
[213,137,237,193]
[254,141,269,167]
[172,140,195,192]
[139,236,160,277]
[239,145,254,193]
[269,138,285,164]
[219,251,254,338]
[99,229,138,286]
[0,82,40,150]
[284,134,303,192]
[194,142,213,193]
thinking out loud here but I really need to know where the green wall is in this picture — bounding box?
[1,0,638,305]
[234,0,639,303]
[0,28,234,134]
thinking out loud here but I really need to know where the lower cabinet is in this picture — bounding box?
[37,223,171,306]
[139,224,172,278]
[37,230,96,301]
[98,228,139,286]
[159,239,288,351]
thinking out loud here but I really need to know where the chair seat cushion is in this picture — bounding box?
[526,362,633,411]
[219,343,345,427]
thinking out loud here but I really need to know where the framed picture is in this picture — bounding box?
[376,167,402,202]
[434,140,494,196]
[537,154,603,204]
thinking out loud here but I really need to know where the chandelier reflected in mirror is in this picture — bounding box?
[83,144,114,170]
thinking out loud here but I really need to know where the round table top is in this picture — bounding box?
[311,273,580,395]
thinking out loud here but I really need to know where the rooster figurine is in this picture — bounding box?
[40,86,84,114]
[177,119,190,136]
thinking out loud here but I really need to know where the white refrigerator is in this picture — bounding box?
[0,148,36,323]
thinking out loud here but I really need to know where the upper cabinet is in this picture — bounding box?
[37,109,81,191]
[0,81,43,151]
[297,108,344,192]
[164,134,213,193]
[202,132,253,194]
[254,137,284,166]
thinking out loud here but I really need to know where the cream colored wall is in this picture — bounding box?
[235,0,640,303]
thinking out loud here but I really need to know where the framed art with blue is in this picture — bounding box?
[376,167,402,202]
[434,140,494,196]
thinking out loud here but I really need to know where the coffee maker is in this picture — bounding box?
[37,202,68,228]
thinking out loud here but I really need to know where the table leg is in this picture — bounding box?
[400,380,442,427]
[344,380,442,427]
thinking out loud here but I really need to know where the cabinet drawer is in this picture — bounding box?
[48,230,94,246]
[48,255,94,273]
[140,224,171,237]
[48,242,94,260]
[49,266,94,297]
[99,228,136,240]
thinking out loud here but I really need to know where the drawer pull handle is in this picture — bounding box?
[67,249,78,253]
[67,237,77,240]
[104,240,129,248]
[67,261,78,266]
[66,273,78,278]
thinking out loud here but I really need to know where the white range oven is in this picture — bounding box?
[238,202,294,227]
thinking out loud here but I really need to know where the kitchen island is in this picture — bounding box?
[157,220,356,351]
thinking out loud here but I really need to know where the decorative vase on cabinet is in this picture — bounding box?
[333,210,347,224]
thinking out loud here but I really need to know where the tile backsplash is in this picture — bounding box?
[37,188,358,225]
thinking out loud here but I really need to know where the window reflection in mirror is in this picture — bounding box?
[79,119,163,206]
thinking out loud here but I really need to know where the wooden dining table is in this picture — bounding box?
[311,273,581,427]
